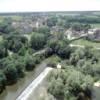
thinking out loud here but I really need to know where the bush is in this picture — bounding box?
[48,78,64,99]
[44,48,53,57]
[15,61,25,78]
[47,68,94,100]
[0,42,8,59]
[24,55,35,71]
[4,65,18,85]
[47,55,61,68]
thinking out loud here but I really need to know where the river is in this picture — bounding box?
[92,87,100,100]
[0,60,47,100]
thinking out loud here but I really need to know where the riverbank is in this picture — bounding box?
[0,60,48,100]
[16,67,53,100]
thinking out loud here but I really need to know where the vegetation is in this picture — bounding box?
[72,38,100,48]
[48,68,93,100]
[47,47,100,100]
[30,32,47,50]
[0,12,100,100]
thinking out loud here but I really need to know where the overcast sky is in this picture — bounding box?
[0,0,100,12]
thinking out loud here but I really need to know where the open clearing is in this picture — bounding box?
[72,39,100,48]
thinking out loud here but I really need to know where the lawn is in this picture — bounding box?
[10,16,23,21]
[72,38,100,48]
[0,35,3,42]
[0,16,4,23]
[91,23,100,28]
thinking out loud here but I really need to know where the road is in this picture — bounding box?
[33,49,46,56]
[69,44,100,50]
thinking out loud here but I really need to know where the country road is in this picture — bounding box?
[69,44,100,50]
[33,49,46,56]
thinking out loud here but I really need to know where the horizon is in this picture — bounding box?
[0,0,100,13]
[0,10,100,14]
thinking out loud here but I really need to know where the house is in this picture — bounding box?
[87,28,100,41]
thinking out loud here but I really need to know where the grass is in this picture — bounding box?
[0,16,4,23]
[0,15,23,23]
[72,38,100,48]
[91,23,100,28]
[10,16,23,21]
[0,35,3,42]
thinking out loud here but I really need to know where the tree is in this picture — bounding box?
[81,62,93,75]
[45,47,53,57]
[57,46,72,59]
[47,17,58,27]
[15,61,25,78]
[36,27,50,37]
[47,39,71,58]
[64,21,71,29]
[71,23,91,32]
[47,68,93,100]
[47,39,58,53]
[69,48,87,66]
[18,46,27,56]
[4,65,18,85]
[24,54,35,71]
[70,53,80,66]
[48,77,64,99]
[30,32,46,50]
[84,46,93,59]
[0,71,6,93]
[47,55,61,68]
[0,42,8,59]
[0,18,14,34]
[4,35,28,53]
[71,23,83,31]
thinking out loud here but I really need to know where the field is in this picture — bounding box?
[72,38,100,48]
[0,16,23,22]
[0,35,3,42]
[91,23,100,28]
[10,16,23,21]
[0,16,4,23]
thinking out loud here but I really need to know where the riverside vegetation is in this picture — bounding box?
[0,12,100,100]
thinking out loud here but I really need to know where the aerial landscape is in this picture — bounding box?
[0,11,99,100]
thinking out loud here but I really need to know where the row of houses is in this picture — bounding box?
[12,17,47,34]
[65,28,100,41]
[88,28,100,41]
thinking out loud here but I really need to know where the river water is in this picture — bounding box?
[92,87,100,100]
[0,60,47,100]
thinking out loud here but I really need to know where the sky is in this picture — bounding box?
[0,0,100,12]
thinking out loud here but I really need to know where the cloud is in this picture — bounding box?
[0,0,100,12]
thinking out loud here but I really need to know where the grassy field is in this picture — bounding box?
[91,23,100,28]
[0,35,3,42]
[0,16,4,23]
[72,38,100,48]
[0,16,23,22]
[10,16,23,21]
